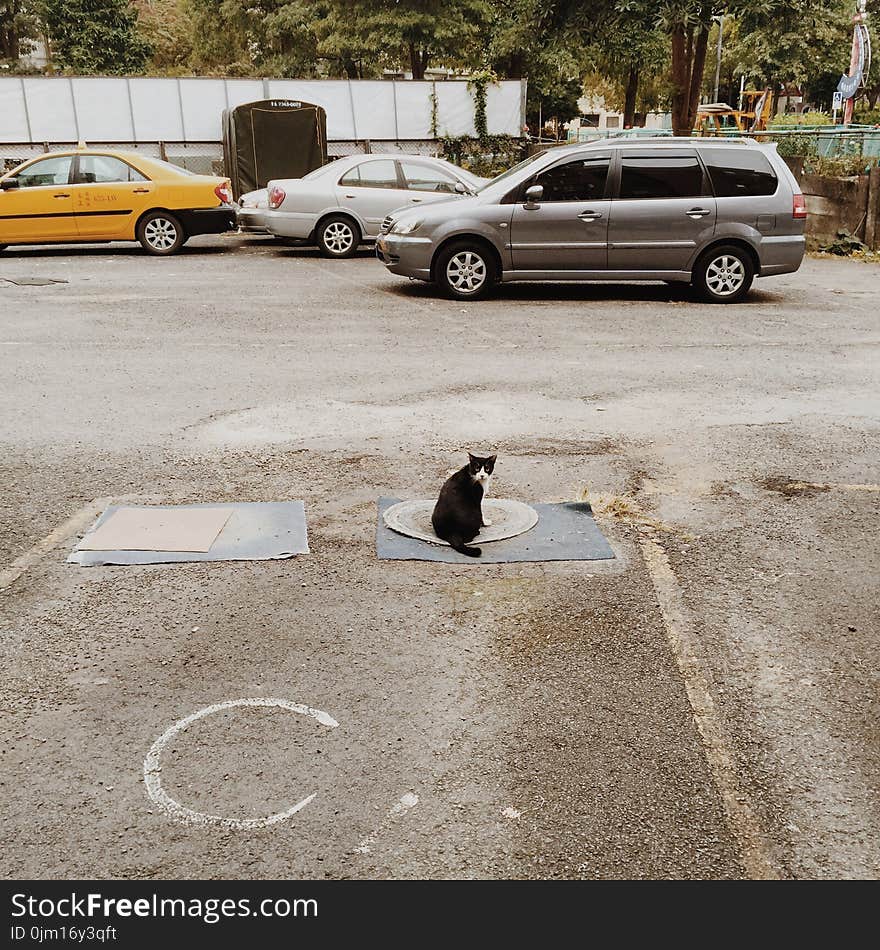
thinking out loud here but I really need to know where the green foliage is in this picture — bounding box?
[43,0,151,73]
[819,228,867,255]
[854,108,880,126]
[771,112,834,127]
[1,0,41,62]
[438,133,524,177]
[467,68,497,140]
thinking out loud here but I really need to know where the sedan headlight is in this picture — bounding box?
[391,218,422,235]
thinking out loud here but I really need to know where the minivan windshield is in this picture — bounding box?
[476,151,546,192]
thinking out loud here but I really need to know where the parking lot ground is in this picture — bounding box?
[1,236,878,878]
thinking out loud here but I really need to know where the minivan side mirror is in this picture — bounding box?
[1,178,19,191]
[524,183,543,206]
[454,181,468,194]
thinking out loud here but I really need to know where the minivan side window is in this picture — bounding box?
[701,148,778,197]
[619,154,706,200]
[533,155,610,201]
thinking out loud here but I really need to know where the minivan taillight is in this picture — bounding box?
[268,185,286,209]
[214,181,232,204]
[792,193,807,219]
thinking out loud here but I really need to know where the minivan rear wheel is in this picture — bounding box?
[436,241,497,300]
[693,244,754,304]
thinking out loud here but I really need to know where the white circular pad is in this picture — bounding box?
[383,498,539,545]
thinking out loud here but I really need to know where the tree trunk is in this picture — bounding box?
[1,1,19,60]
[342,56,359,79]
[623,64,639,128]
[506,51,525,79]
[670,24,689,135]
[686,25,710,128]
[408,42,427,80]
[670,21,710,135]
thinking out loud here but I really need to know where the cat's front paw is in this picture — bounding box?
[482,517,493,527]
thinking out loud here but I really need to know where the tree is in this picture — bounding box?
[319,0,489,79]
[134,0,193,74]
[727,0,857,111]
[485,0,586,130]
[42,0,151,73]
[1,0,40,62]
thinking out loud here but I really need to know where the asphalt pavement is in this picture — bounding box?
[1,235,877,878]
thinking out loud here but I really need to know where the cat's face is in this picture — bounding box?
[468,453,496,485]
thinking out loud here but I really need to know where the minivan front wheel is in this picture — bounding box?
[436,241,497,300]
[693,245,754,303]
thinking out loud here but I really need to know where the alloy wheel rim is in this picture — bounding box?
[706,255,745,296]
[325,222,354,254]
[144,218,177,250]
[447,251,487,294]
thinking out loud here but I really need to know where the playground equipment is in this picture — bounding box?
[693,89,773,135]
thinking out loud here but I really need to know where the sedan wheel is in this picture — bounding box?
[138,212,184,255]
[318,216,359,258]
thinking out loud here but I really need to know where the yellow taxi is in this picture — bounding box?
[0,146,235,255]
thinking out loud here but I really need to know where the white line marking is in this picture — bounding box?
[639,535,781,879]
[143,697,338,829]
[0,497,112,591]
[353,792,419,854]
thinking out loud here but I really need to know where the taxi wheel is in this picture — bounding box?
[0,244,7,252]
[138,211,184,255]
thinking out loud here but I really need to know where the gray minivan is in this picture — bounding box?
[376,138,806,303]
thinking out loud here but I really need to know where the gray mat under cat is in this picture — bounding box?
[68,501,309,566]
[376,497,614,564]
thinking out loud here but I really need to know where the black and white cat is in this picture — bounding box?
[431,453,497,558]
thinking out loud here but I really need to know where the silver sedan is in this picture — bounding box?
[260,154,487,257]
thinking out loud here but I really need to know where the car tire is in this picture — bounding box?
[0,244,7,252]
[435,241,497,301]
[137,211,185,256]
[317,215,360,258]
[692,244,754,304]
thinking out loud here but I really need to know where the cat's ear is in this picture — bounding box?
[488,455,497,465]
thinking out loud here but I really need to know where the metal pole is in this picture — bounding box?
[713,15,724,103]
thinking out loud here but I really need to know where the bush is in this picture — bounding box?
[853,107,880,126]
[770,112,834,128]
[438,135,526,178]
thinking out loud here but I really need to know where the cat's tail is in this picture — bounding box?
[451,542,482,558]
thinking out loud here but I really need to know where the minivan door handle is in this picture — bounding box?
[686,207,711,218]
[577,210,602,221]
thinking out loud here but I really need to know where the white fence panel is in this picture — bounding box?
[71,77,133,141]
[128,78,184,140]
[0,79,31,140]
[0,77,525,143]
[393,82,433,139]
[179,79,229,140]
[21,78,77,141]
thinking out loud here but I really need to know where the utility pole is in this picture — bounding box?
[713,15,725,103]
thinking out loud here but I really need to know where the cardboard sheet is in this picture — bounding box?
[69,501,309,566]
[78,506,233,552]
